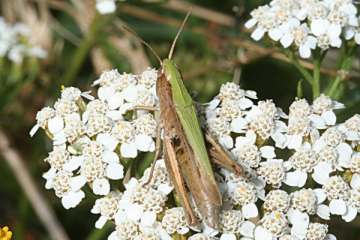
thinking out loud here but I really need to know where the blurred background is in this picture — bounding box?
[0,0,359,239]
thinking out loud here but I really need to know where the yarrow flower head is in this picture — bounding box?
[32,66,360,239]
[0,17,47,63]
[245,0,360,58]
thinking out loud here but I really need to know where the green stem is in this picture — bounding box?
[287,50,313,85]
[62,14,112,85]
[87,222,112,240]
[312,57,321,98]
[327,55,354,97]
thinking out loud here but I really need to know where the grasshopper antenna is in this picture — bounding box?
[168,9,192,60]
[119,22,162,65]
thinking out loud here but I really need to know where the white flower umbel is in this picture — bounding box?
[245,0,360,58]
[0,17,47,63]
[32,70,360,239]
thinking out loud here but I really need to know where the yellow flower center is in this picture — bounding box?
[0,226,12,240]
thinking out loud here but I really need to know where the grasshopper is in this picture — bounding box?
[125,11,244,229]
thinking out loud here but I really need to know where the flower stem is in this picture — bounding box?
[62,14,112,86]
[327,54,354,98]
[287,50,313,85]
[312,56,321,98]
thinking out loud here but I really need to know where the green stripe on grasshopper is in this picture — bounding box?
[162,59,221,204]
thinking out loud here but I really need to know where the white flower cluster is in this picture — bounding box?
[32,68,360,239]
[204,82,360,240]
[245,0,360,58]
[0,17,47,63]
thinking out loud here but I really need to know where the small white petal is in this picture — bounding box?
[208,99,220,110]
[317,204,330,220]
[106,162,124,180]
[126,203,144,221]
[350,173,360,189]
[95,216,108,229]
[108,231,118,240]
[314,188,327,203]
[238,98,253,109]
[219,135,234,149]
[310,114,326,129]
[135,134,155,152]
[220,233,236,240]
[92,178,110,195]
[337,143,353,168]
[177,226,190,235]
[64,156,84,172]
[98,86,115,101]
[203,224,218,236]
[61,191,85,209]
[102,150,119,164]
[158,183,173,195]
[53,131,67,146]
[342,206,357,222]
[140,211,156,227]
[299,45,311,58]
[286,135,303,150]
[70,175,87,191]
[107,92,123,110]
[122,85,138,103]
[311,19,329,36]
[288,209,309,233]
[96,0,116,14]
[48,116,64,134]
[29,124,40,137]
[254,226,272,240]
[328,24,341,38]
[240,221,255,237]
[231,117,247,133]
[251,28,265,41]
[329,199,347,215]
[325,234,337,240]
[268,28,283,41]
[81,91,94,101]
[97,133,118,151]
[312,162,332,185]
[284,170,307,187]
[106,110,123,121]
[245,19,257,29]
[322,111,336,125]
[242,203,258,219]
[260,146,276,159]
[120,142,138,158]
[280,33,294,48]
[355,33,360,44]
[245,90,257,99]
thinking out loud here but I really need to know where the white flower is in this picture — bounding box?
[43,170,86,209]
[258,159,286,188]
[161,207,189,235]
[339,114,360,142]
[263,189,290,212]
[96,0,116,15]
[91,191,122,228]
[311,18,342,49]
[226,176,259,219]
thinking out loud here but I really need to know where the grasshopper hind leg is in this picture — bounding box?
[143,123,162,186]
